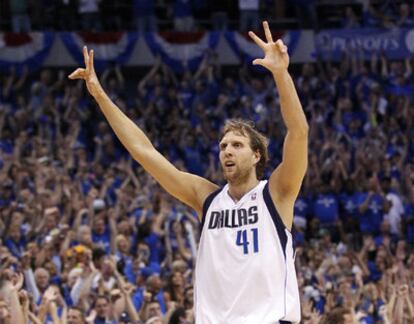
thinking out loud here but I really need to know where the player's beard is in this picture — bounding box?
[222,164,251,186]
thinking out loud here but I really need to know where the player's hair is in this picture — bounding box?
[222,119,269,179]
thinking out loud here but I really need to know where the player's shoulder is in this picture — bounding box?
[203,185,225,208]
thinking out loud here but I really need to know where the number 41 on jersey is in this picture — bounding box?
[236,228,259,255]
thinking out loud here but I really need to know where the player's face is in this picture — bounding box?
[219,131,259,184]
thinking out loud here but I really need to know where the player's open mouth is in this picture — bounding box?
[225,161,235,167]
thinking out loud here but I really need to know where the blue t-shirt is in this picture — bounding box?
[92,227,111,254]
[339,192,360,219]
[403,203,414,243]
[294,196,310,219]
[4,237,26,258]
[356,193,385,234]
[132,289,144,310]
[124,260,161,284]
[0,139,13,154]
[367,260,382,282]
[312,193,339,225]
[132,288,167,314]
[183,146,203,176]
[145,233,162,264]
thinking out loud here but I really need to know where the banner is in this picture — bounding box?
[60,32,138,71]
[0,32,54,73]
[2,29,414,70]
[315,28,414,60]
[144,32,220,73]
[224,31,301,69]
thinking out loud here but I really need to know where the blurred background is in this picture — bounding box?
[1,1,414,324]
[0,0,385,32]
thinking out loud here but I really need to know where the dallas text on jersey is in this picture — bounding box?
[207,206,259,229]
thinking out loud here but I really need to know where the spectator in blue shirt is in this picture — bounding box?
[4,223,26,258]
[357,174,391,235]
[312,180,339,227]
[92,215,112,254]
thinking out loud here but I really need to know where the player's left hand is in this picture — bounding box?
[248,21,289,73]
[68,46,102,98]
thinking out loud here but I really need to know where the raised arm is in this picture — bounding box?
[249,22,308,230]
[68,47,218,218]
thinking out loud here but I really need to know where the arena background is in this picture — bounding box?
[0,1,414,323]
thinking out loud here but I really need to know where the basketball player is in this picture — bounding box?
[69,21,308,324]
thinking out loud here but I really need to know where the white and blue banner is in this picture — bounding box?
[2,29,414,70]
[316,28,414,60]
[144,32,220,73]
[225,31,301,69]
[60,32,138,71]
[0,32,54,73]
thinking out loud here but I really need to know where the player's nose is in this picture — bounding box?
[223,147,233,156]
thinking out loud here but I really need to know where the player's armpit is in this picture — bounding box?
[268,131,308,229]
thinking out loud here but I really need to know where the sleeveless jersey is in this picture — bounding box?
[194,180,300,324]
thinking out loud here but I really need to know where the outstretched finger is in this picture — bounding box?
[263,21,273,43]
[83,46,89,69]
[276,39,287,53]
[89,49,95,72]
[252,58,264,66]
[248,31,266,51]
[68,68,86,80]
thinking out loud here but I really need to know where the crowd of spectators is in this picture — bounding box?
[1,41,414,323]
[2,0,414,33]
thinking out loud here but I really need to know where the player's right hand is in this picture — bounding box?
[248,21,289,74]
[68,46,102,98]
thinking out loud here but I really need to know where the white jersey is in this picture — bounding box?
[194,180,300,324]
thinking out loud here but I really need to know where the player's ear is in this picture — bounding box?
[253,151,261,164]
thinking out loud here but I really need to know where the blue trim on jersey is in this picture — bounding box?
[279,321,292,324]
[291,226,298,253]
[263,182,288,258]
[201,187,223,233]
